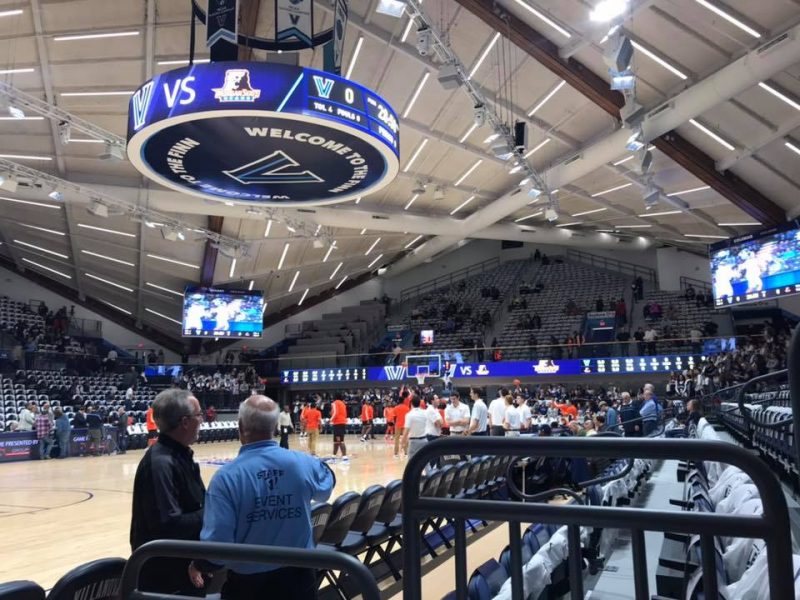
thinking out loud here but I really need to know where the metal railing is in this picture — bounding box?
[566,249,657,284]
[120,540,381,600]
[399,257,500,303]
[679,275,712,295]
[402,437,794,600]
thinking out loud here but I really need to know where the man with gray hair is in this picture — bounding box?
[189,395,335,600]
[130,388,206,596]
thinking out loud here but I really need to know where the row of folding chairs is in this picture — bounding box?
[311,455,512,599]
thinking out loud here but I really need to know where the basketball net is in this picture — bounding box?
[415,374,427,386]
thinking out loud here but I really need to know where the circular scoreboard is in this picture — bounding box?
[127,62,399,206]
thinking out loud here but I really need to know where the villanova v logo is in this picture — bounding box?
[312,75,334,99]
[131,82,155,131]
[223,150,324,185]
[383,365,406,380]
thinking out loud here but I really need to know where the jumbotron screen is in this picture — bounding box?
[182,287,263,338]
[711,221,800,307]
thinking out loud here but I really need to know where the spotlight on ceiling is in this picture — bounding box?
[375,0,406,17]
[161,226,185,241]
[312,239,325,249]
[437,63,461,90]
[0,173,18,193]
[545,207,558,222]
[603,33,633,73]
[433,186,445,201]
[87,200,109,218]
[610,70,635,90]
[100,141,126,161]
[626,127,645,152]
[643,183,659,210]
[523,180,542,199]
[474,104,486,127]
[412,180,426,195]
[47,188,64,202]
[416,27,432,56]
[591,0,629,23]
[8,106,25,119]
[57,121,71,145]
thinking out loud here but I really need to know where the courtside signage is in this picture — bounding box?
[127,62,399,206]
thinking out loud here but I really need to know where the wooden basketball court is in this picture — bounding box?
[0,433,406,589]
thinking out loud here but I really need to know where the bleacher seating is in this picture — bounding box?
[0,297,44,334]
[639,290,717,354]
[405,259,527,353]
[499,261,627,360]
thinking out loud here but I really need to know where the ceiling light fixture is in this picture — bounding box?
[19,223,65,236]
[450,195,475,215]
[454,159,482,187]
[666,185,711,196]
[81,250,135,266]
[368,253,384,269]
[67,138,104,144]
[758,82,800,111]
[145,308,182,325]
[405,235,423,248]
[360,228,367,235]
[528,81,566,116]
[335,275,348,289]
[404,194,419,210]
[514,211,543,223]
[402,72,430,119]
[322,243,336,263]
[0,196,59,210]
[146,254,198,269]
[590,182,632,197]
[637,210,683,217]
[345,36,364,79]
[277,242,290,270]
[590,0,629,22]
[145,282,183,297]
[21,257,71,278]
[571,207,607,217]
[615,224,652,229]
[54,31,139,41]
[556,221,582,228]
[77,223,135,237]
[403,138,428,172]
[689,119,735,150]
[298,288,310,306]
[693,0,761,38]
[468,32,501,80]
[84,272,133,292]
[785,141,800,156]
[365,237,381,255]
[630,40,688,80]
[330,262,343,280]
[509,0,572,37]
[718,222,761,226]
[60,91,134,97]
[157,58,211,66]
[248,280,255,291]
[0,153,51,161]
[0,68,34,75]
[99,299,132,315]
[263,219,273,237]
[14,239,68,259]
[684,233,728,239]
[524,138,551,158]
[0,9,23,18]
[0,115,44,121]
[459,123,477,143]
[288,270,300,292]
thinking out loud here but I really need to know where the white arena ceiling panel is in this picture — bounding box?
[744,143,800,196]
[43,35,144,64]
[537,98,611,143]
[154,24,198,60]
[49,61,142,90]
[735,83,800,129]
[79,250,137,277]
[41,0,144,32]
[348,35,391,90]
[701,103,766,151]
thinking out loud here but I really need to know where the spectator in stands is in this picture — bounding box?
[488,389,508,436]
[467,387,489,436]
[131,389,206,596]
[615,298,627,326]
[633,327,646,356]
[105,348,118,372]
[593,414,606,433]
[330,394,348,462]
[616,329,631,356]
[644,325,658,355]
[445,391,470,436]
[619,392,639,436]
[85,405,104,456]
[188,396,334,600]
[599,401,618,432]
[72,405,87,429]
[595,297,604,312]
[18,401,36,431]
[278,405,293,449]
[685,284,696,300]
[35,405,54,459]
[54,407,70,458]
[205,405,217,423]
[695,290,706,308]
[639,390,661,436]
[690,326,703,354]
[117,406,128,454]
[632,276,644,300]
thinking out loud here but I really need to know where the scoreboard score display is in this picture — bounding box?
[127,62,399,206]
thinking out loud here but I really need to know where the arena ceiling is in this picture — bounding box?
[0,0,799,342]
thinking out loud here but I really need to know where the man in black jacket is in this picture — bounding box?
[130,388,206,596]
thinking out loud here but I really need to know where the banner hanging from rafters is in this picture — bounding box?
[276,0,315,47]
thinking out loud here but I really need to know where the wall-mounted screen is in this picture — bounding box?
[710,221,800,307]
[182,287,263,338]
[420,329,435,345]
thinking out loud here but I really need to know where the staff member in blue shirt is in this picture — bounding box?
[639,390,661,436]
[189,395,335,600]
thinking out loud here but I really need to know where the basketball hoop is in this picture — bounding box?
[414,373,427,387]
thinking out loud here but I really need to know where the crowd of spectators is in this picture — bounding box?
[174,365,262,408]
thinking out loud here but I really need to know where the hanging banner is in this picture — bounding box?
[332,0,348,73]
[206,0,239,49]
[276,0,314,47]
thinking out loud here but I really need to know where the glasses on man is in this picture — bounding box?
[183,412,204,420]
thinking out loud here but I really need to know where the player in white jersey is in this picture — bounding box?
[184,299,207,331]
